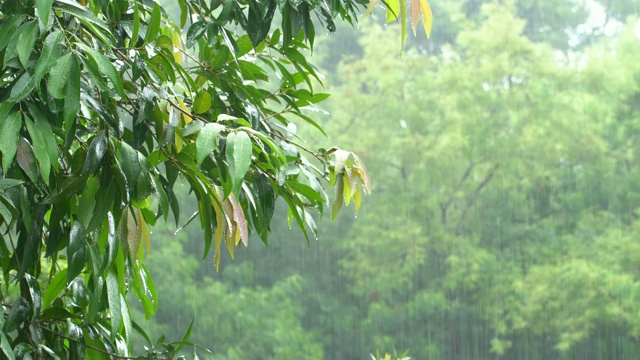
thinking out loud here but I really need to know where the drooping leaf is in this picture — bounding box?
[418,0,433,37]
[106,272,121,338]
[3,297,30,333]
[22,274,42,321]
[226,131,253,195]
[17,138,38,184]
[48,53,73,99]
[195,123,224,165]
[63,54,80,134]
[33,30,63,84]
[36,0,54,30]
[145,2,162,43]
[0,112,22,173]
[0,333,15,360]
[76,43,126,98]
[82,131,108,173]
[25,115,52,184]
[17,20,38,69]
[67,221,87,283]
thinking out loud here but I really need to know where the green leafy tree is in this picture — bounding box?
[0,0,433,358]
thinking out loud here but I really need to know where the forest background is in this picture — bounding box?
[136,0,640,359]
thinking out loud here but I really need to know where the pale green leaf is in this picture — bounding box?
[106,272,122,338]
[226,131,253,195]
[196,123,224,165]
[194,90,212,114]
[48,53,73,99]
[0,112,22,173]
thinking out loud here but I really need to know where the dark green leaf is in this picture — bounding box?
[0,332,16,360]
[22,274,42,321]
[0,15,26,52]
[3,297,30,333]
[8,72,36,103]
[82,131,108,174]
[145,2,162,43]
[17,20,38,69]
[36,0,53,31]
[67,221,87,283]
[186,21,207,48]
[63,54,80,134]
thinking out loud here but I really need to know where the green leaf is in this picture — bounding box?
[0,15,26,52]
[131,0,140,46]
[145,2,162,43]
[82,131,108,173]
[42,268,68,309]
[33,30,63,84]
[100,213,119,273]
[186,21,208,48]
[36,0,54,30]
[196,123,224,165]
[106,272,122,338]
[22,274,42,321]
[24,115,52,184]
[0,333,15,360]
[0,179,23,191]
[121,294,132,351]
[17,20,38,69]
[87,181,115,232]
[0,112,22,173]
[76,43,126,99]
[64,54,80,134]
[8,72,36,103]
[48,53,73,99]
[193,90,212,114]
[331,175,344,220]
[3,297,30,333]
[54,0,115,44]
[226,131,253,195]
[67,221,87,283]
[119,142,142,198]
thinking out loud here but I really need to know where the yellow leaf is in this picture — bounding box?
[354,183,362,215]
[385,0,399,23]
[177,98,192,124]
[419,0,433,38]
[172,31,182,63]
[140,213,151,258]
[343,170,352,206]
